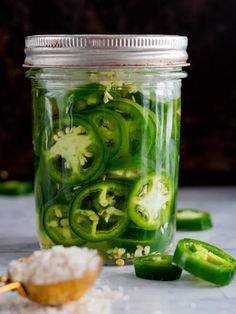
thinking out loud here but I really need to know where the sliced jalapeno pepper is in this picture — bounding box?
[112,237,166,252]
[177,209,213,231]
[64,82,120,113]
[45,116,108,185]
[123,222,163,240]
[134,254,182,281]
[69,180,129,242]
[44,203,85,246]
[128,174,172,231]
[113,232,169,252]
[106,158,155,181]
[112,220,172,252]
[84,108,129,160]
[106,98,155,156]
[0,181,33,196]
[173,238,236,286]
[64,83,105,113]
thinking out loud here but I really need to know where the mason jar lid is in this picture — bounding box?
[24,34,188,68]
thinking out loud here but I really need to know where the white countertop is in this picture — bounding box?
[0,187,236,313]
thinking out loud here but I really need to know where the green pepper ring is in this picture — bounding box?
[84,108,129,160]
[176,209,213,231]
[173,238,236,286]
[44,203,86,246]
[134,254,183,281]
[43,115,108,185]
[111,236,169,253]
[106,158,155,181]
[64,82,105,113]
[69,180,130,242]
[106,98,155,156]
[0,181,33,196]
[128,173,172,231]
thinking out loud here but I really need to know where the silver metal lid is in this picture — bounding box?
[24,34,188,68]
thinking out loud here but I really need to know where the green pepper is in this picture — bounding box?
[173,238,236,286]
[106,158,155,181]
[112,220,173,252]
[128,173,172,231]
[64,83,105,113]
[134,254,182,281]
[106,98,155,156]
[122,222,163,240]
[84,108,129,160]
[69,180,129,242]
[44,203,85,246]
[64,83,120,113]
[113,234,169,252]
[112,237,166,252]
[0,181,33,196]
[45,115,108,185]
[177,209,213,231]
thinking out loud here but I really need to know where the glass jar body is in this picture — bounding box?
[29,67,184,263]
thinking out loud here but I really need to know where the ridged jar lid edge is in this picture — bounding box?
[24,34,189,67]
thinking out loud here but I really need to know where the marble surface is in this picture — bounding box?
[0,187,236,313]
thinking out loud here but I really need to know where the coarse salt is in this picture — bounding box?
[8,246,101,285]
[0,286,126,314]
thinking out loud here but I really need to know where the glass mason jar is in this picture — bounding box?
[24,35,188,263]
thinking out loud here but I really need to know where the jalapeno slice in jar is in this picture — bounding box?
[45,116,108,185]
[128,174,172,231]
[134,254,182,281]
[112,235,168,252]
[106,98,155,156]
[64,82,120,113]
[64,83,105,112]
[69,180,129,242]
[44,203,85,246]
[173,238,236,286]
[106,158,155,181]
[84,108,129,160]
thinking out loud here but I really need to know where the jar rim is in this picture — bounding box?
[24,34,189,68]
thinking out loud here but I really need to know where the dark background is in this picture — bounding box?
[0,0,235,185]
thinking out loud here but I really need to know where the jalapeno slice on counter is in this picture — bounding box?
[84,108,129,160]
[45,116,107,185]
[69,180,129,242]
[177,209,213,231]
[173,238,236,286]
[106,98,155,156]
[128,174,172,231]
[44,203,85,246]
[0,181,33,195]
[134,254,182,281]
